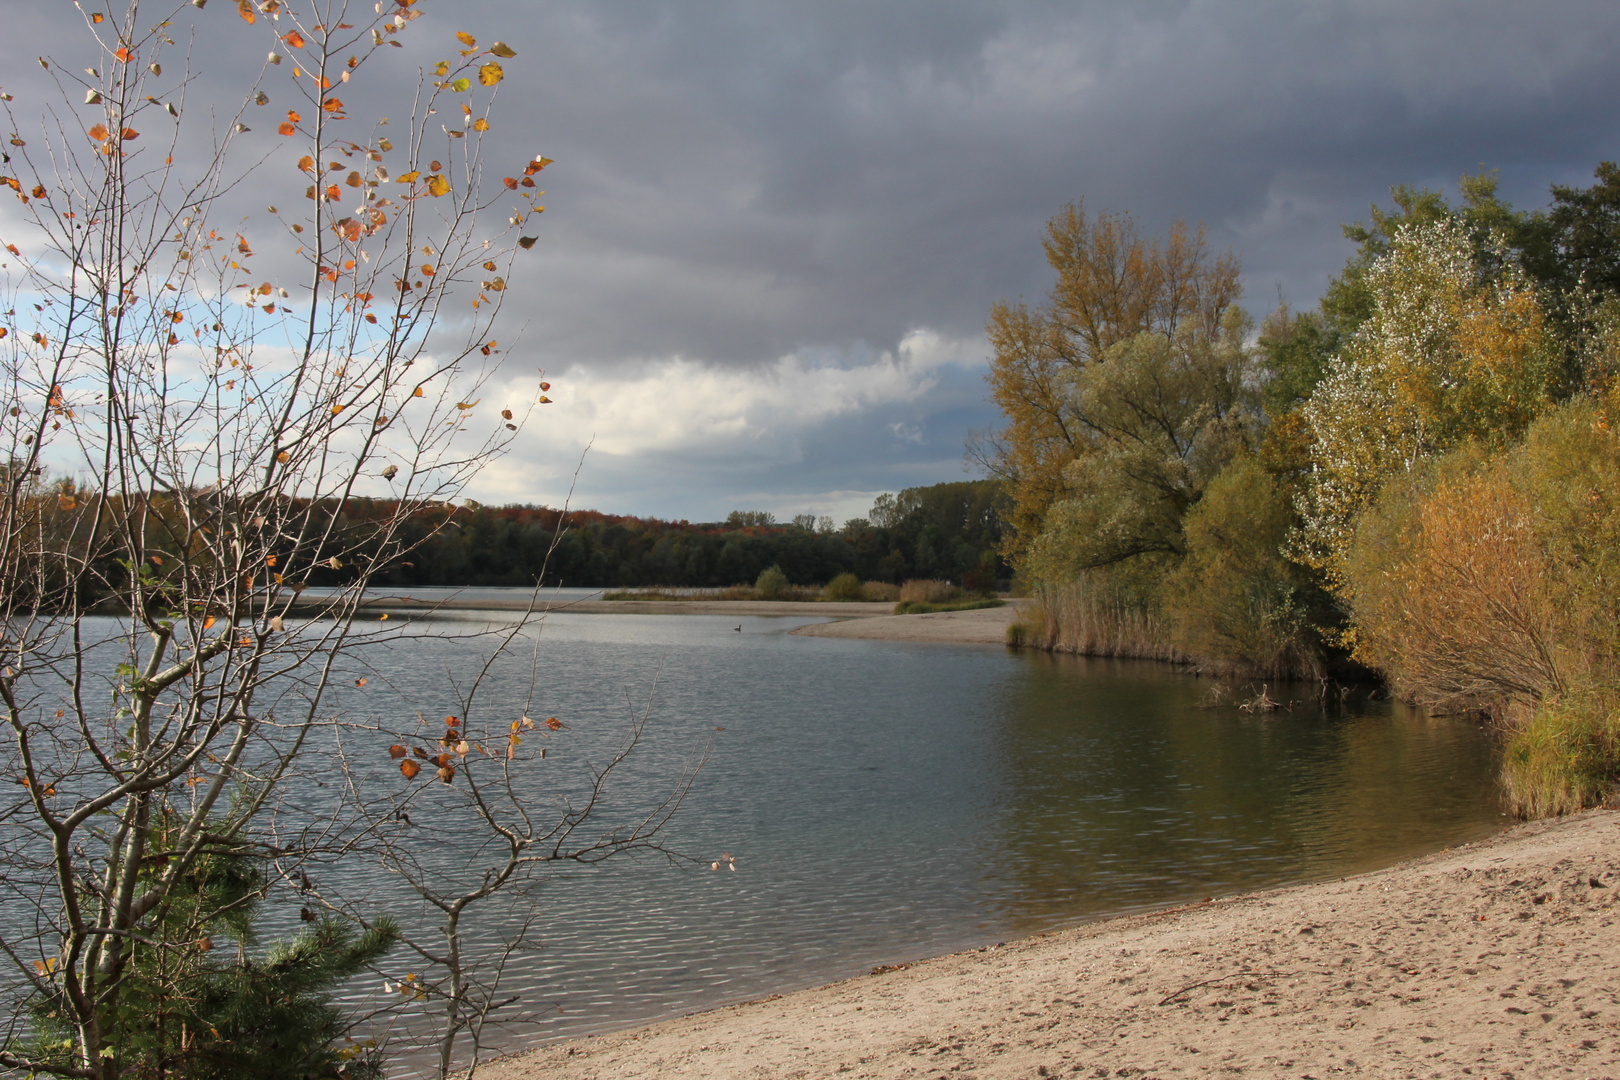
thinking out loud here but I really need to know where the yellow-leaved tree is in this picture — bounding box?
[978,202,1241,566]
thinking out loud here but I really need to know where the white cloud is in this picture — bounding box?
[465,328,985,507]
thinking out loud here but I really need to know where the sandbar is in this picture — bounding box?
[789,601,1026,645]
[482,808,1620,1079]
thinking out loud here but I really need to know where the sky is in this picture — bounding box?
[6,0,1620,524]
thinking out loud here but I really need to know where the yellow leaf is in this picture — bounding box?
[472,118,489,132]
[489,42,516,58]
[425,174,450,197]
[331,403,344,415]
[396,170,420,184]
[456,31,476,47]
[478,61,503,86]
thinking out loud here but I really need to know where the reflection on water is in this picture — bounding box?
[979,653,1503,932]
[175,604,1505,1066]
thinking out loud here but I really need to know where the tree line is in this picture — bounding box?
[337,479,1011,591]
[982,164,1620,818]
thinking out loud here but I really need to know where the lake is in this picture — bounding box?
[313,601,1507,1064]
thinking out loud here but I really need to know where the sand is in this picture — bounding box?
[336,596,1027,645]
[328,597,900,618]
[789,601,1026,645]
[481,809,1620,1079]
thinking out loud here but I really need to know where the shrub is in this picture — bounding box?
[823,572,864,601]
[1342,397,1620,816]
[754,564,790,600]
[860,580,900,602]
[1163,456,1322,678]
[898,579,963,605]
[1501,698,1620,818]
[1343,399,1620,715]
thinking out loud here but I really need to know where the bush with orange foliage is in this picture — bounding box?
[1343,398,1620,814]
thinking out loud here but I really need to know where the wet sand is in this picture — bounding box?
[481,809,1620,1079]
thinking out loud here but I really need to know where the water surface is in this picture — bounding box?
[316,607,1505,1060]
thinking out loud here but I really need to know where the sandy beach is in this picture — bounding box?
[482,808,1620,1079]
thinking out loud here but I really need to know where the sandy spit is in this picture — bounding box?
[789,601,1026,645]
[332,597,896,617]
[481,810,1620,1080]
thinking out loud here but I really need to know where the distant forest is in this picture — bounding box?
[353,479,1010,590]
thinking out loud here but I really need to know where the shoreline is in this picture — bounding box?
[280,596,1028,645]
[482,809,1620,1079]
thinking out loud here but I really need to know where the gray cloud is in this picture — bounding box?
[6,1,1619,518]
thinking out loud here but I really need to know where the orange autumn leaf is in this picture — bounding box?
[399,758,420,779]
[278,122,296,136]
[412,386,424,397]
[120,128,138,141]
[322,97,344,113]
[114,47,132,63]
[237,0,255,22]
[389,744,407,759]
[283,30,305,48]
[88,124,109,141]
[287,110,302,124]
[297,155,315,172]
[502,177,517,189]
[546,716,563,730]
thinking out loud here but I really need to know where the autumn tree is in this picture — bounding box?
[1296,217,1561,582]
[0,3,689,1078]
[980,202,1241,564]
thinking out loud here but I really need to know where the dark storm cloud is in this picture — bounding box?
[457,0,1620,369]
